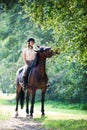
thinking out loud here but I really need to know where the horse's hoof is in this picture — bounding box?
[26,114,29,118]
[41,113,45,116]
[15,114,18,118]
[30,114,33,119]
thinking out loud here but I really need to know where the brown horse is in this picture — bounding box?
[15,47,55,117]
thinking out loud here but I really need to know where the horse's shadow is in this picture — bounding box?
[14,115,47,122]
[13,116,47,130]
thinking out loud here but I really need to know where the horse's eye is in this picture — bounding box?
[49,49,52,52]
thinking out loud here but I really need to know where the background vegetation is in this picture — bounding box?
[0,0,87,106]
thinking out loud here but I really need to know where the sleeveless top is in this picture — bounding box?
[23,47,37,62]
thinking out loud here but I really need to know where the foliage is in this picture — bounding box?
[46,56,85,103]
[20,0,87,65]
[0,1,87,104]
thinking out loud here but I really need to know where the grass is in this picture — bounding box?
[35,117,87,130]
[0,93,87,110]
[0,93,14,120]
[0,93,16,105]
[43,119,87,130]
[34,101,87,129]
[0,99,11,105]
[34,101,87,116]
[0,93,87,129]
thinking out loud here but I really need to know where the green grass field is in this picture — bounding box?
[0,93,87,130]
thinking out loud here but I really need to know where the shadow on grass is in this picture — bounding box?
[34,116,47,123]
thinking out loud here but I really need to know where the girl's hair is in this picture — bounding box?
[27,38,35,43]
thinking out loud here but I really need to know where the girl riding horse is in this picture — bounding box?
[15,46,57,117]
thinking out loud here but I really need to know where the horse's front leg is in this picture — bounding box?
[41,88,46,116]
[26,90,30,117]
[30,89,36,117]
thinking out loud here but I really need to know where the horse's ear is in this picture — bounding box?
[33,45,40,52]
[34,47,44,52]
[44,47,51,51]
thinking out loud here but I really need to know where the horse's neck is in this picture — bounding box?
[37,58,46,74]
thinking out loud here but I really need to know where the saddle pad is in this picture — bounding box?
[18,66,32,85]
[18,67,24,84]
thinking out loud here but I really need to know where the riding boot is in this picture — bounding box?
[22,76,27,90]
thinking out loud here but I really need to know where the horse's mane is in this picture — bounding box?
[33,48,44,67]
[33,53,39,67]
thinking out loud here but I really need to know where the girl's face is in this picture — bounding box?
[29,41,35,47]
[27,41,35,48]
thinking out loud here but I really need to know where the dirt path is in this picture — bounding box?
[0,117,44,130]
[0,105,46,130]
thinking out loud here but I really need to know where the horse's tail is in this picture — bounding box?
[20,88,25,109]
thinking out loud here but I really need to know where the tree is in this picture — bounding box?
[0,1,87,104]
[20,0,87,65]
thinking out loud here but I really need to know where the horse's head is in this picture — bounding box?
[34,46,54,59]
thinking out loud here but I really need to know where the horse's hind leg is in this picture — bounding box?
[15,87,20,117]
[41,88,46,116]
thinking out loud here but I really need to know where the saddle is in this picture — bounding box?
[18,67,31,85]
